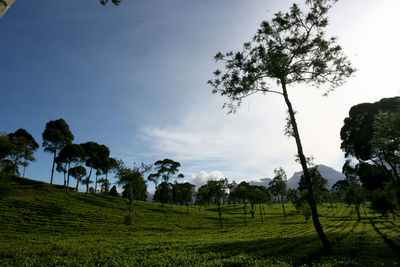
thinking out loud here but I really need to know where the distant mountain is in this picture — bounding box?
[249,164,345,190]
[286,164,345,189]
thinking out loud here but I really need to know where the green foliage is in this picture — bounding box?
[209,0,354,251]
[42,119,74,154]
[0,181,399,266]
[149,159,184,207]
[100,0,121,6]
[42,118,74,184]
[7,129,39,177]
[298,166,328,203]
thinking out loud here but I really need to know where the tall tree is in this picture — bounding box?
[42,119,74,184]
[341,161,366,221]
[148,158,184,207]
[196,184,211,214]
[207,178,229,229]
[341,97,400,182]
[56,143,85,193]
[208,0,354,251]
[100,157,118,194]
[234,181,251,226]
[7,129,39,177]
[0,134,13,172]
[69,166,86,191]
[116,162,151,223]
[269,167,288,218]
[80,142,110,196]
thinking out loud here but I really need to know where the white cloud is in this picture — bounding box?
[189,170,225,189]
[134,0,400,183]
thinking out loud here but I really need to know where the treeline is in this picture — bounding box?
[1,96,400,226]
[0,119,119,196]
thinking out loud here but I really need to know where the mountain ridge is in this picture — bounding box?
[249,164,345,190]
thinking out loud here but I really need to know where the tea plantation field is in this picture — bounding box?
[0,178,399,266]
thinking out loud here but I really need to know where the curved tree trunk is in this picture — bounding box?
[281,81,332,253]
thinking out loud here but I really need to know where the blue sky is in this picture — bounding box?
[1,0,400,190]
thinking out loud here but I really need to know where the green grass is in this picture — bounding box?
[0,177,399,266]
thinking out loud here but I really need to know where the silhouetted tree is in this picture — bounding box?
[7,129,39,177]
[341,160,366,221]
[100,0,121,6]
[298,167,328,203]
[148,159,184,207]
[56,143,85,193]
[116,162,151,223]
[341,97,400,194]
[100,157,118,194]
[69,166,86,191]
[0,134,13,172]
[81,142,110,196]
[209,0,355,252]
[269,167,288,218]
[42,119,74,184]
[108,185,119,197]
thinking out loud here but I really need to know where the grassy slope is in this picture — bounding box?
[0,177,399,266]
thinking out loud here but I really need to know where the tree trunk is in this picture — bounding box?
[86,167,92,196]
[76,178,79,191]
[281,194,286,218]
[281,81,331,253]
[355,204,361,221]
[66,162,71,194]
[95,172,98,193]
[105,172,109,194]
[251,203,255,219]
[50,150,56,184]
[130,183,133,221]
[23,158,27,178]
[259,203,264,224]
[218,202,222,229]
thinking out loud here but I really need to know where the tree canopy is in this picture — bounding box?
[209,0,354,252]
[42,119,74,184]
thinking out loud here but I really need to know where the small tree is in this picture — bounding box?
[269,167,288,218]
[0,135,14,172]
[56,144,85,193]
[69,166,86,191]
[196,184,211,214]
[116,162,151,223]
[101,157,118,194]
[209,0,355,252]
[42,119,74,184]
[180,182,195,214]
[207,178,229,229]
[298,167,328,203]
[148,158,184,207]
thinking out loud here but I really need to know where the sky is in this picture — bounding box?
[1,0,399,191]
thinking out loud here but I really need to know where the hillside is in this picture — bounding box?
[0,177,399,266]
